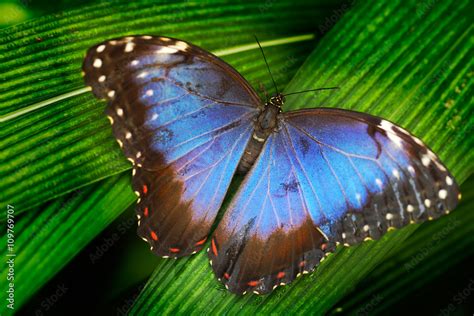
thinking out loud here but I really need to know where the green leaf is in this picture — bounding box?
[0,174,135,313]
[130,0,472,314]
[0,0,340,212]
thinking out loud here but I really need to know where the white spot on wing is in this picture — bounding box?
[421,155,430,167]
[392,169,400,179]
[380,120,403,147]
[424,199,431,207]
[125,42,135,52]
[93,58,102,68]
[131,60,139,66]
[173,41,188,50]
[142,35,152,39]
[96,45,106,53]
[385,213,393,220]
[156,47,178,54]
[107,90,115,98]
[146,89,154,96]
[116,108,124,116]
[380,120,395,131]
[438,189,447,199]
[151,113,158,121]
[98,75,106,82]
[446,176,453,186]
[125,132,132,139]
[138,71,148,78]
[407,204,414,212]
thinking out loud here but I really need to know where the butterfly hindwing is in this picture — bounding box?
[209,133,331,294]
[209,107,459,294]
[82,36,260,257]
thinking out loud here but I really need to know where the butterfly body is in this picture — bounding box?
[238,94,283,173]
[83,35,460,295]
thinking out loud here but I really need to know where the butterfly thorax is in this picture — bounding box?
[237,94,284,174]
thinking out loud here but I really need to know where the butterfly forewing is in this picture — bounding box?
[82,36,260,257]
[280,108,459,245]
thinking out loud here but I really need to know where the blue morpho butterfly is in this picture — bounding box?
[82,35,460,295]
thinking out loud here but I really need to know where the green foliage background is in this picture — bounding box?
[0,0,472,315]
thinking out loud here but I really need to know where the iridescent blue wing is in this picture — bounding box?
[209,133,328,294]
[209,108,460,294]
[83,36,259,257]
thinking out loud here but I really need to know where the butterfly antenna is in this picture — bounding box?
[283,87,339,97]
[255,35,279,95]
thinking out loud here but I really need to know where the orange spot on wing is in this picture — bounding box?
[277,272,285,279]
[144,207,149,217]
[169,248,180,253]
[195,237,207,246]
[247,280,259,287]
[150,231,158,241]
[299,260,306,268]
[143,185,148,194]
[224,273,230,280]
[321,243,327,251]
[211,238,218,256]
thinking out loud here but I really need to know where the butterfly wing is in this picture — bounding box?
[209,108,460,294]
[83,36,260,257]
[209,132,329,294]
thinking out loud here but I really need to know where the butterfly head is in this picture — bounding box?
[258,94,284,132]
[267,93,285,112]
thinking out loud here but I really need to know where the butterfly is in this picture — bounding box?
[82,35,460,295]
